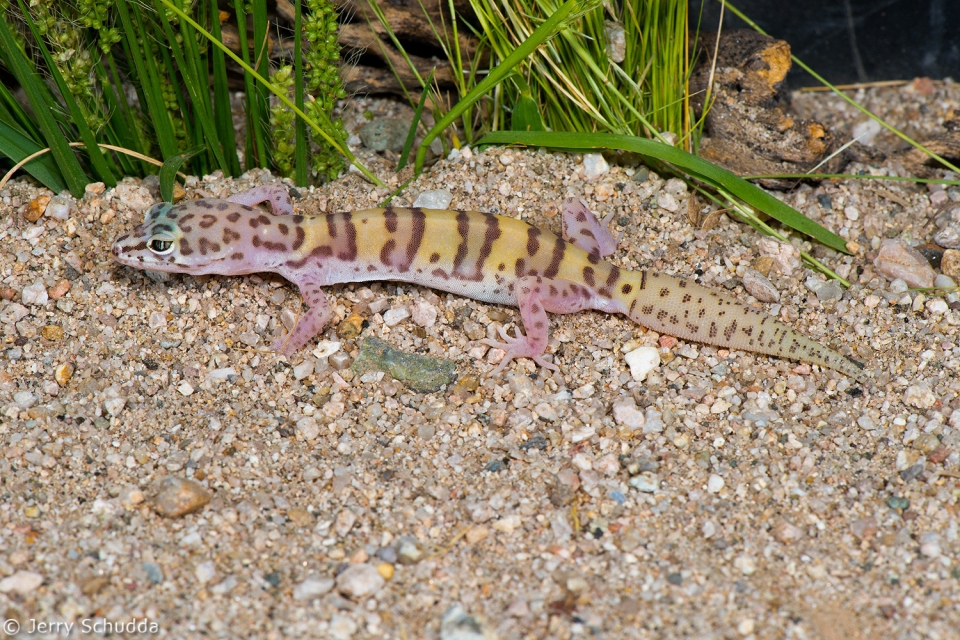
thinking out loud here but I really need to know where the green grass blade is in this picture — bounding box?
[0,13,87,196]
[398,68,436,171]
[0,80,41,140]
[159,146,205,202]
[160,0,384,187]
[252,0,270,166]
[293,0,307,186]
[209,0,241,177]
[476,130,850,254]
[155,0,229,174]
[0,119,68,192]
[414,0,605,174]
[116,0,179,159]
[15,0,116,187]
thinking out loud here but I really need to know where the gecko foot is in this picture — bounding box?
[482,325,558,376]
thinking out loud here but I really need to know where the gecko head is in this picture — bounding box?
[112,201,232,274]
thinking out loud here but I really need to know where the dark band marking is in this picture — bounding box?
[659,287,670,297]
[515,258,526,278]
[293,226,306,251]
[526,226,541,257]
[470,213,501,281]
[180,239,193,256]
[326,214,338,239]
[430,252,441,263]
[226,212,241,223]
[278,223,289,235]
[401,208,426,273]
[217,202,229,211]
[223,228,241,243]
[640,271,647,290]
[384,208,398,233]
[338,212,358,261]
[453,212,470,274]
[380,239,396,266]
[582,266,596,287]
[622,284,633,294]
[678,279,688,288]
[230,252,244,260]
[544,237,566,279]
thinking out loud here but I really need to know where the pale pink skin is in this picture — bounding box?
[111,186,617,373]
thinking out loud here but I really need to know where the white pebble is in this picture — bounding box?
[843,206,860,221]
[13,391,37,409]
[707,474,725,493]
[177,381,195,396]
[336,564,385,599]
[733,555,756,576]
[926,298,948,314]
[657,192,679,212]
[411,300,438,327]
[194,561,217,585]
[205,367,236,382]
[103,397,127,416]
[293,575,334,601]
[114,183,154,212]
[581,153,609,180]
[629,474,658,493]
[312,340,342,359]
[851,119,882,145]
[934,274,957,289]
[382,306,410,326]
[413,189,453,209]
[45,194,74,220]
[21,281,48,306]
[0,570,43,594]
[624,346,660,381]
[293,361,315,380]
[612,397,645,430]
[296,417,321,441]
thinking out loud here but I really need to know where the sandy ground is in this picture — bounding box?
[0,80,958,639]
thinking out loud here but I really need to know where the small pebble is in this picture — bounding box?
[293,575,334,601]
[329,614,358,640]
[733,555,756,576]
[612,397,645,430]
[771,520,804,544]
[55,363,75,386]
[624,346,660,381]
[629,474,658,493]
[396,536,424,565]
[741,268,780,302]
[873,239,935,288]
[23,195,51,222]
[707,474,725,494]
[440,604,490,640]
[335,563,385,599]
[382,306,410,326]
[151,476,211,518]
[296,417,321,441]
[143,562,164,584]
[376,563,394,580]
[413,189,453,209]
[581,153,609,180]
[0,570,44,594]
[21,281,48,306]
[46,194,74,220]
[195,561,217,585]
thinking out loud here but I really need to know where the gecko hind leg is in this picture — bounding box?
[483,276,598,375]
[272,280,333,356]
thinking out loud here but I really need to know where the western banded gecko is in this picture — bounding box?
[111,184,865,382]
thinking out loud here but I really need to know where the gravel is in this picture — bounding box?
[0,83,958,638]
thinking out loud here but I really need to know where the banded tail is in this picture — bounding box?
[613,269,865,382]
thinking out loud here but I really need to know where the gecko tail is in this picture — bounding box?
[617,270,867,384]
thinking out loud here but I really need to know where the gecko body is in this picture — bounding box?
[111,185,865,382]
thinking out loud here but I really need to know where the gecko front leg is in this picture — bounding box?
[226,184,294,215]
[483,276,608,375]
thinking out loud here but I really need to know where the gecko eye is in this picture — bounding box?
[148,237,175,254]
